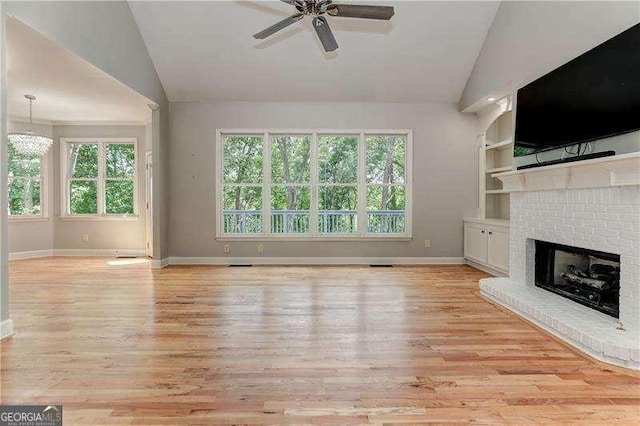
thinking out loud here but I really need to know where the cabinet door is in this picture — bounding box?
[464,223,487,264]
[487,226,509,272]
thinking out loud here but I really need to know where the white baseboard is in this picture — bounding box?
[9,249,54,260]
[167,256,465,266]
[1,319,14,340]
[52,249,146,257]
[464,259,508,277]
[7,252,465,267]
[151,258,170,269]
[9,249,146,260]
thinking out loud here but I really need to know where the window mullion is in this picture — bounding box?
[39,154,46,218]
[262,132,271,235]
[357,132,366,236]
[98,142,105,215]
[64,143,70,215]
[310,132,318,236]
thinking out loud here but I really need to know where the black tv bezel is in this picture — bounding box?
[513,23,640,160]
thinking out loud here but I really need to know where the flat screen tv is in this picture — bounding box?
[514,23,640,165]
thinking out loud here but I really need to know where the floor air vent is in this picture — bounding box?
[370,264,393,268]
[229,264,253,267]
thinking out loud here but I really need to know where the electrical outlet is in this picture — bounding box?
[224,245,230,253]
[257,244,264,254]
[424,239,431,248]
[83,234,89,242]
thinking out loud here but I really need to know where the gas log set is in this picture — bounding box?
[535,241,621,318]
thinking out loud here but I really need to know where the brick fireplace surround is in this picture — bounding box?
[480,154,640,369]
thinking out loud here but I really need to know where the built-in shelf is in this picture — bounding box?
[494,152,640,192]
[485,139,513,151]
[477,96,513,223]
[487,165,513,174]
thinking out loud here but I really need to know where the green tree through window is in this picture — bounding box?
[65,140,136,216]
[219,131,411,237]
[7,142,42,216]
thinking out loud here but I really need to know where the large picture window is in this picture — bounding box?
[7,143,44,218]
[61,138,137,217]
[216,130,412,239]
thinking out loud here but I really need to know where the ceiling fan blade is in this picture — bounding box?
[327,4,394,20]
[253,13,304,39]
[312,16,338,52]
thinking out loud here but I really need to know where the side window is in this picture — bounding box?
[8,142,43,217]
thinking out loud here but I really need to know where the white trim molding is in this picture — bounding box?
[1,319,14,340]
[494,152,640,192]
[53,249,146,257]
[9,250,54,260]
[465,259,507,277]
[215,129,413,240]
[53,121,148,127]
[167,257,464,266]
[9,249,146,260]
[151,258,170,269]
[59,137,139,219]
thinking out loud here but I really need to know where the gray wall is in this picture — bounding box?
[6,123,148,253]
[460,1,640,109]
[52,125,147,251]
[169,101,478,259]
[7,121,55,253]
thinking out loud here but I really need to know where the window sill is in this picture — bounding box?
[59,215,139,222]
[9,216,49,223]
[216,236,412,242]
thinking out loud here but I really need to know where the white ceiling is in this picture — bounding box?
[7,17,151,123]
[129,0,500,103]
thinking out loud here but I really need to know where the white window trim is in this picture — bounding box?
[215,129,413,240]
[8,149,49,222]
[60,137,139,220]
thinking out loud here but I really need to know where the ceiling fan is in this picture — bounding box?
[253,0,394,52]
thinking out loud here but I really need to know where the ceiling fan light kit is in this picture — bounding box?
[253,0,395,52]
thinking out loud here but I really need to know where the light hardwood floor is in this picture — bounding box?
[1,258,639,424]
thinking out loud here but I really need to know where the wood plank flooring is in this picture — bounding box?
[1,258,639,424]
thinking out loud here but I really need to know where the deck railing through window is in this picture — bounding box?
[223,210,405,234]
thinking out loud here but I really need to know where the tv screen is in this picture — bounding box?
[514,23,640,158]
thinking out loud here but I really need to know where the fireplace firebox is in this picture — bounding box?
[535,240,620,318]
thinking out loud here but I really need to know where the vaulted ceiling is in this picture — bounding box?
[7,17,151,123]
[129,1,500,103]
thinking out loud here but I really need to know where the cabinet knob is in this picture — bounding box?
[481,230,485,234]
[489,231,493,235]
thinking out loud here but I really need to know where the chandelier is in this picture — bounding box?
[7,95,53,157]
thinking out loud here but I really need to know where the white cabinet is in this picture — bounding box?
[464,219,509,274]
[486,226,509,272]
[464,222,487,264]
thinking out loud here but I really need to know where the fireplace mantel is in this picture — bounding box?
[493,152,640,192]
